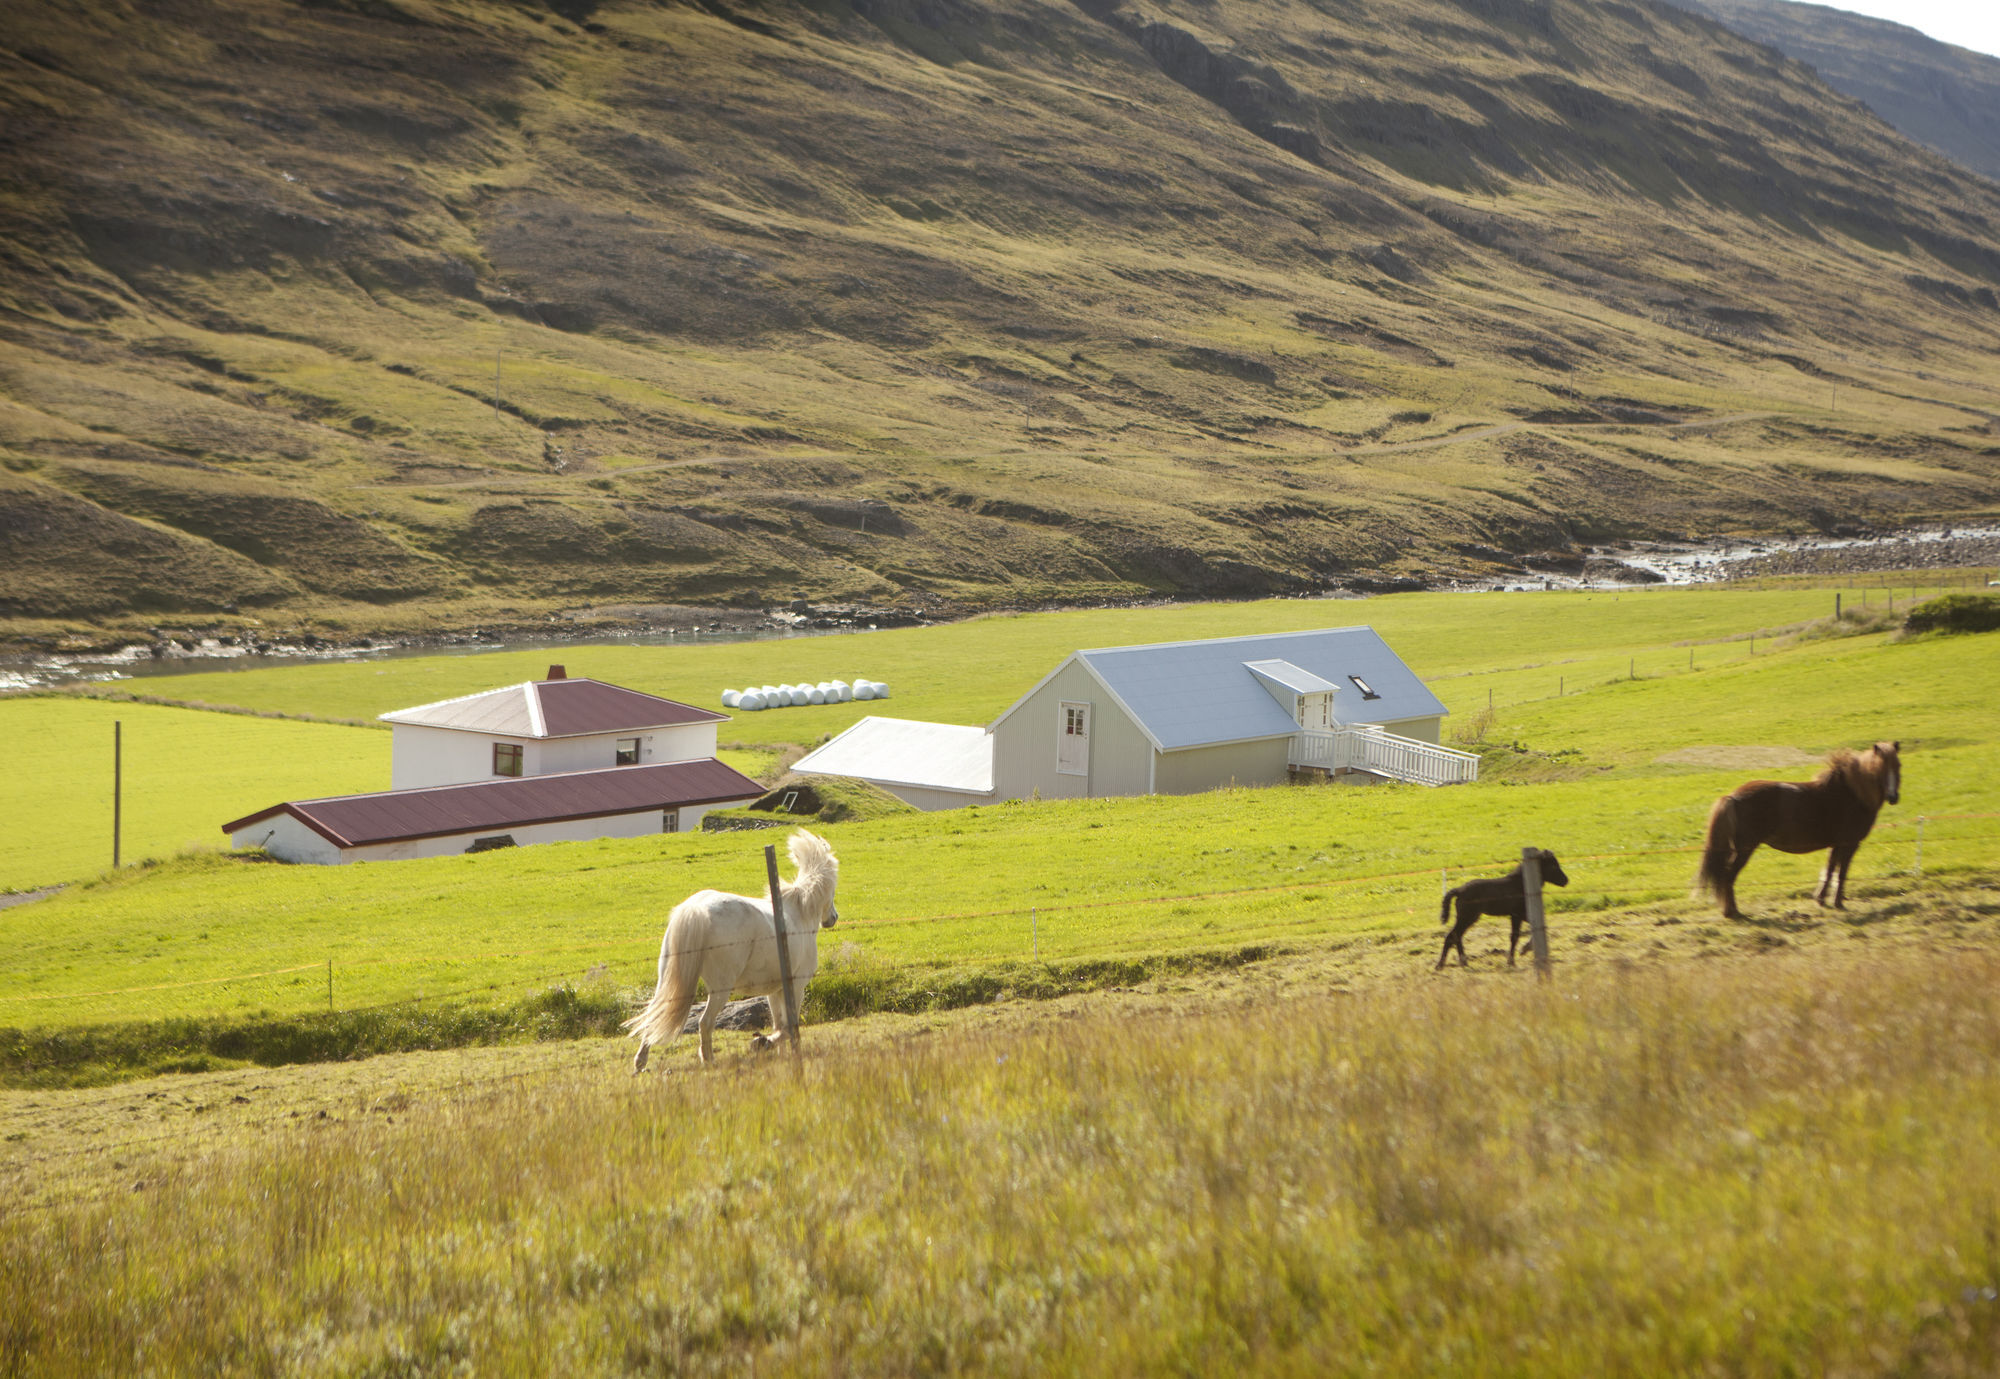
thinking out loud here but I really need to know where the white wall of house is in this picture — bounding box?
[1153,737,1292,795]
[989,659,1154,803]
[390,722,720,789]
[342,809,673,862]
[1369,714,1442,744]
[874,781,999,811]
[538,723,720,775]
[233,801,747,865]
[231,813,344,865]
[390,723,536,790]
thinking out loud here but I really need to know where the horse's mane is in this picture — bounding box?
[784,829,839,915]
[1818,747,1891,808]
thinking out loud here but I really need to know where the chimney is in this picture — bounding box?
[546,664,567,680]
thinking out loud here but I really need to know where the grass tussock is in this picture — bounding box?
[6,951,2000,1373]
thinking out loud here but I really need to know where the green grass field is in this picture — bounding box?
[2,584,1995,1031]
[64,581,1927,741]
[0,699,384,894]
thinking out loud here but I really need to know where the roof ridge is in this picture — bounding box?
[1078,625,1372,657]
[378,679,539,722]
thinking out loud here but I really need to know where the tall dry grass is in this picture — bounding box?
[6,950,2000,1375]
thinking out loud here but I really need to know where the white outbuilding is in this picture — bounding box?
[791,626,1476,809]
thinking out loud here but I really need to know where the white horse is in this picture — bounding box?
[624,829,840,1072]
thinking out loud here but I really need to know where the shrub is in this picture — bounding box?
[1902,593,2000,636]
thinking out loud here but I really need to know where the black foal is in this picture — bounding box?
[1437,850,1569,969]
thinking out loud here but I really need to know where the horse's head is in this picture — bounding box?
[1874,741,1901,806]
[786,828,840,929]
[1538,850,1570,888]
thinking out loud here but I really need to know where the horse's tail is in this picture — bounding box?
[1694,796,1737,899]
[1439,886,1460,925]
[621,899,711,1046]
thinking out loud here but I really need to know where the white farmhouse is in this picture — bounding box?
[223,666,761,863]
[791,626,1477,810]
[381,667,728,788]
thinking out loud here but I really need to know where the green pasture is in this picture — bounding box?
[0,700,383,895]
[1,617,1994,1026]
[70,580,1964,746]
[0,696,777,893]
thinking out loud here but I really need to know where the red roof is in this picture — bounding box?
[223,759,761,849]
[536,678,724,736]
[378,676,726,738]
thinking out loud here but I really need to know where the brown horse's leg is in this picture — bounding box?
[1829,844,1858,908]
[1508,914,1526,967]
[1814,851,1835,906]
[1721,844,1757,920]
[1437,905,1475,969]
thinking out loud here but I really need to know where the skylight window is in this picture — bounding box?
[1348,674,1381,701]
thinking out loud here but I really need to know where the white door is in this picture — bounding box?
[1057,701,1091,776]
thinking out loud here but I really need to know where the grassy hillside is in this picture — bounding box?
[5,0,2000,644]
[4,584,1994,1037]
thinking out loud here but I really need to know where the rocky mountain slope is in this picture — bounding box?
[1666,0,2000,185]
[4,0,2000,642]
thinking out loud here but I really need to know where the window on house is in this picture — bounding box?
[1348,675,1381,701]
[662,810,678,834]
[616,737,641,766]
[493,743,524,777]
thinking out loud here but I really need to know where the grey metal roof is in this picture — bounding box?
[1073,627,1446,752]
[792,717,994,795]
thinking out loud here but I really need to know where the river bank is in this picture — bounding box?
[4,526,1993,692]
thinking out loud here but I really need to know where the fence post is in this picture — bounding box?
[764,844,802,1056]
[1915,817,1925,877]
[327,958,333,1013]
[1521,846,1551,979]
[112,720,122,870]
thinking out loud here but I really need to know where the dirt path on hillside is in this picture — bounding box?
[1344,411,1776,456]
[351,413,1781,492]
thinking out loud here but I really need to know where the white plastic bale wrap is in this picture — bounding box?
[721,689,741,708]
[831,680,851,702]
[854,682,876,701]
[807,687,827,705]
[741,691,766,710]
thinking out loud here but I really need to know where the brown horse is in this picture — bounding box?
[1695,741,1901,919]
